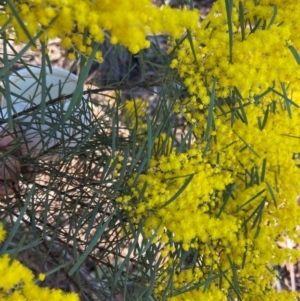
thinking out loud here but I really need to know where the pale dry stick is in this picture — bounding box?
[274,279,282,292]
[287,238,296,291]
[286,196,300,292]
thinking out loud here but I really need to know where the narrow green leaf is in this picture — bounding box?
[128,140,148,176]
[236,95,248,125]
[9,235,26,263]
[261,158,267,182]
[225,0,233,63]
[174,269,227,296]
[202,136,212,157]
[111,103,119,155]
[177,125,194,153]
[267,5,277,29]
[114,145,130,191]
[113,221,145,284]
[234,130,260,157]
[215,98,227,117]
[1,185,35,252]
[158,257,175,301]
[85,201,101,240]
[265,181,277,207]
[238,1,245,41]
[237,189,265,211]
[0,33,44,79]
[186,0,194,9]
[204,263,218,292]
[254,83,274,103]
[135,182,149,204]
[43,188,50,238]
[250,18,262,34]
[2,38,13,128]
[138,226,162,256]
[251,198,265,229]
[254,225,261,238]
[0,15,13,34]
[146,115,152,170]
[204,20,211,30]
[45,261,72,277]
[227,256,241,299]
[230,106,236,127]
[224,275,242,301]
[260,105,269,130]
[234,109,245,123]
[246,168,254,187]
[40,43,47,122]
[241,241,248,269]
[204,80,216,140]
[144,261,161,301]
[280,82,292,118]
[254,167,260,185]
[68,207,116,275]
[241,197,266,228]
[282,134,300,139]
[5,239,42,256]
[217,183,234,217]
[288,45,300,65]
[277,20,284,26]
[160,174,194,209]
[257,116,262,130]
[64,43,99,120]
[186,29,198,65]
[285,96,300,108]
[261,19,267,30]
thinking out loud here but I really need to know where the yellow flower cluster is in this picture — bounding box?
[0,225,79,301]
[117,1,300,299]
[120,109,300,298]
[117,144,234,250]
[158,88,300,299]
[119,97,300,299]
[171,0,300,101]
[1,0,199,59]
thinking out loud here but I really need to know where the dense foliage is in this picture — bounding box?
[1,0,300,300]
